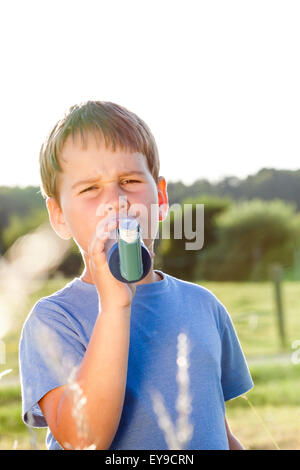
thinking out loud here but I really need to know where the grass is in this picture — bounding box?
[0,385,47,450]
[225,405,300,450]
[1,362,299,450]
[0,277,300,450]
[226,362,300,450]
[200,280,300,357]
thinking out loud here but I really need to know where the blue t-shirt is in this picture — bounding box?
[19,270,254,450]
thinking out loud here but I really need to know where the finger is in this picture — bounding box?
[89,220,119,264]
[89,235,110,271]
[89,229,110,259]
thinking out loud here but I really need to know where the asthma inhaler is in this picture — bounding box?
[107,216,152,283]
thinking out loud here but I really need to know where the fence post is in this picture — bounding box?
[271,264,286,349]
[294,248,300,280]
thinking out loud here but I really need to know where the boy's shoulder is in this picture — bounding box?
[166,272,229,318]
[167,272,224,305]
[21,277,84,331]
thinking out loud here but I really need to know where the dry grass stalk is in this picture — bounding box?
[151,332,193,450]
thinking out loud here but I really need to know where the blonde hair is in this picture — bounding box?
[39,101,160,209]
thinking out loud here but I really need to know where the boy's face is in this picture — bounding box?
[46,131,168,275]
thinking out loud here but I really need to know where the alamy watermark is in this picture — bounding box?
[95,197,204,251]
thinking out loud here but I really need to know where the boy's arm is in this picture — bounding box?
[39,305,131,450]
[225,417,245,450]
[39,215,136,450]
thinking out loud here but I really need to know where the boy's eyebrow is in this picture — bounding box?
[71,171,146,190]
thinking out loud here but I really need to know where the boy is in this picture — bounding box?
[19,101,253,450]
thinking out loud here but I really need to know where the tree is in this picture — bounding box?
[200,199,299,281]
[156,195,230,281]
[2,208,48,253]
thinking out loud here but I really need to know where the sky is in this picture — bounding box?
[1,0,299,187]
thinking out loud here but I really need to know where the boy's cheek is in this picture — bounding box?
[68,216,96,254]
[138,210,159,243]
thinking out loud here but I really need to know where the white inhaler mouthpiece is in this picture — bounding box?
[118,217,139,243]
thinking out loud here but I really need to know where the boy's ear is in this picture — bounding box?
[46,197,72,240]
[157,176,169,222]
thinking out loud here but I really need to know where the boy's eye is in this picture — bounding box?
[122,180,140,185]
[80,185,98,194]
[79,180,140,195]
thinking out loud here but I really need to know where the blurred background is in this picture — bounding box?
[1,0,300,450]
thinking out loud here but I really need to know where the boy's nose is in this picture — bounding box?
[96,195,130,219]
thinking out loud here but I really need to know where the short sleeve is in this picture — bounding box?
[219,306,254,401]
[19,300,86,428]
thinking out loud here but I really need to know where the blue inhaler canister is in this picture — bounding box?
[107,216,152,283]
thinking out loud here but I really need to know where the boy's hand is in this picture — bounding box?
[88,214,136,312]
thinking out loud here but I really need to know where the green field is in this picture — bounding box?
[0,278,299,450]
[201,280,300,358]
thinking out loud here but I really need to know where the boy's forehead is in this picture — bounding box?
[60,131,140,160]
[58,132,150,181]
